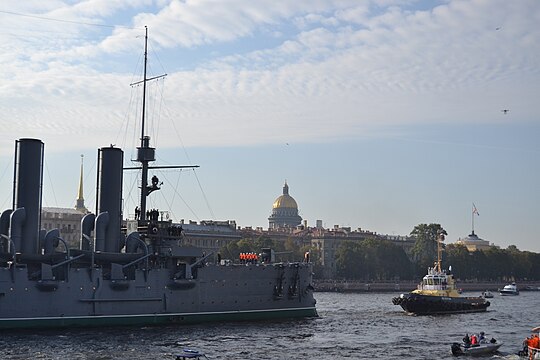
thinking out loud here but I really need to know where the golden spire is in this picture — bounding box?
[75,154,88,213]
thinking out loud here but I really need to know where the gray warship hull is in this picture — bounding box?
[0,138,317,330]
[0,260,316,329]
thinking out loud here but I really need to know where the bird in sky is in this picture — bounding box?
[501,109,510,114]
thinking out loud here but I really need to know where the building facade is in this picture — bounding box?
[40,154,89,249]
[455,230,492,251]
[41,207,85,248]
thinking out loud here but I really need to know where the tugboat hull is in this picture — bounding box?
[392,293,490,315]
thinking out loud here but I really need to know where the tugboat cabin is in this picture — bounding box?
[418,268,448,291]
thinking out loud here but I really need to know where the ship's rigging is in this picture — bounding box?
[123,26,200,223]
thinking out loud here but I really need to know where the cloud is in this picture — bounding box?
[0,0,539,155]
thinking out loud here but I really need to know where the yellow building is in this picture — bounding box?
[455,231,491,251]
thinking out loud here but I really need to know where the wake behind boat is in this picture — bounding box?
[175,348,208,360]
[392,233,490,315]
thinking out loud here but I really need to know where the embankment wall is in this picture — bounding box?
[314,280,540,293]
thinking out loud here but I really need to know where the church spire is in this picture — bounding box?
[283,180,289,195]
[75,154,88,213]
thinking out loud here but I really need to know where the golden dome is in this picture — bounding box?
[273,195,298,209]
[272,181,298,209]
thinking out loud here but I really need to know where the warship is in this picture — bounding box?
[0,28,317,329]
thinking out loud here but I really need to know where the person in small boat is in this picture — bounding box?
[478,331,486,343]
[522,334,539,355]
[463,334,471,347]
[471,334,478,346]
[531,334,540,349]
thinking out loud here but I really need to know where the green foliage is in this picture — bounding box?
[444,243,471,279]
[442,243,540,281]
[335,238,413,280]
[410,223,447,275]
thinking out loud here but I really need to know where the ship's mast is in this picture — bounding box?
[125,26,198,223]
[137,26,154,222]
[435,232,444,272]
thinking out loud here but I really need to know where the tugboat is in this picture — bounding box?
[392,233,490,314]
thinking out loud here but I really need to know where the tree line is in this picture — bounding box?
[336,223,540,281]
[220,223,540,281]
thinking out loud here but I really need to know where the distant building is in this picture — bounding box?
[268,181,302,229]
[455,230,491,251]
[180,219,241,254]
[310,226,416,279]
[41,154,89,249]
[41,207,84,248]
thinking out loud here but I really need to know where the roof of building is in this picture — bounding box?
[42,207,85,215]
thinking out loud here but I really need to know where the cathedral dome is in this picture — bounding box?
[273,194,298,209]
[268,181,302,229]
[272,182,298,209]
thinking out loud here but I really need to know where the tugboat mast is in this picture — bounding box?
[435,232,444,273]
[125,26,198,223]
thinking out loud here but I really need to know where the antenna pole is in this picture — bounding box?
[138,26,151,222]
[471,203,475,234]
[141,26,148,148]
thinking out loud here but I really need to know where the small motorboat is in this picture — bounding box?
[499,283,519,295]
[482,290,494,298]
[451,340,502,356]
[175,348,208,360]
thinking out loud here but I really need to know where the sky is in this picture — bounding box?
[0,0,539,252]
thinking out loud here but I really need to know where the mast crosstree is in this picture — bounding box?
[124,26,198,222]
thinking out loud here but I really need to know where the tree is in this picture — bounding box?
[410,223,447,275]
[444,243,471,279]
[335,238,413,280]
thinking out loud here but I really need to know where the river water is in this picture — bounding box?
[0,291,538,359]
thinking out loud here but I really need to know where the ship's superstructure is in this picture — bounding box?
[0,28,317,329]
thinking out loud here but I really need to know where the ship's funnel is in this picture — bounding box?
[96,146,123,253]
[12,138,44,254]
